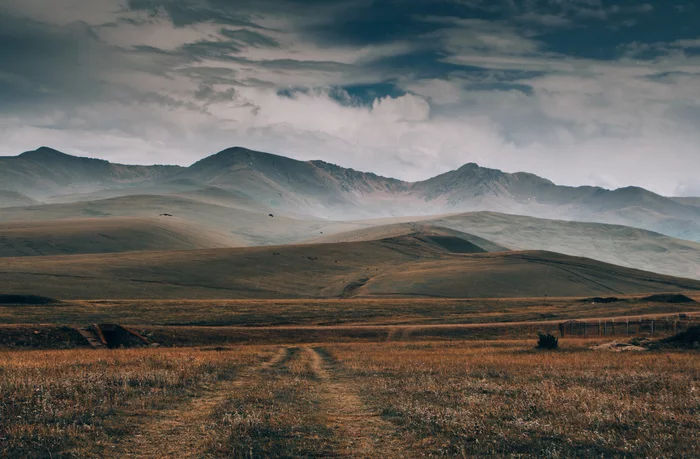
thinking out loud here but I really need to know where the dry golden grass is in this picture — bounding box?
[326,340,700,457]
[203,347,336,457]
[0,347,264,458]
[2,341,698,458]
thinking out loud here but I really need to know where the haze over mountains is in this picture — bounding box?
[3,146,699,241]
[2,145,700,297]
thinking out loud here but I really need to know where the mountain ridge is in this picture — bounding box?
[3,145,700,242]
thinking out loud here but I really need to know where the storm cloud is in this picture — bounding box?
[1,0,700,195]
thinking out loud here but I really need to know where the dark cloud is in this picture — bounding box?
[1,0,700,194]
[219,29,280,48]
[126,0,259,28]
[0,14,117,110]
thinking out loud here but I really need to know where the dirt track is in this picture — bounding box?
[112,346,412,458]
[306,347,406,457]
[115,348,288,458]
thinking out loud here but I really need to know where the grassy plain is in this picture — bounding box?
[2,340,698,458]
[0,347,271,458]
[3,297,699,327]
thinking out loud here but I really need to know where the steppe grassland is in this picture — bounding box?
[0,347,270,458]
[326,339,700,457]
[1,340,699,458]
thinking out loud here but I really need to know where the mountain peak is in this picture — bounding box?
[21,146,72,158]
[202,146,294,165]
[458,162,480,170]
[216,146,255,155]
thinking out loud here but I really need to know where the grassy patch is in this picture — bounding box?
[0,347,261,458]
[327,340,700,457]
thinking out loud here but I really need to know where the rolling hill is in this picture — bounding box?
[309,222,509,253]
[0,194,368,247]
[1,234,699,300]
[4,193,700,280]
[312,213,700,280]
[0,217,243,257]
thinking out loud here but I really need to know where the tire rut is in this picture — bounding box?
[114,347,288,459]
[305,347,407,458]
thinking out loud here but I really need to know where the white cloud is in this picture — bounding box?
[371,94,431,122]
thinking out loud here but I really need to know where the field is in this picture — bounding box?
[2,340,698,458]
[4,296,700,327]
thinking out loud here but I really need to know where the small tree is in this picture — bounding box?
[537,332,559,350]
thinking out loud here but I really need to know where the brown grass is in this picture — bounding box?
[2,296,699,327]
[2,341,698,458]
[325,340,700,457]
[203,347,336,457]
[0,347,263,458]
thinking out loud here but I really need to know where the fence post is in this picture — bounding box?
[651,320,655,336]
[626,319,630,335]
[612,319,615,335]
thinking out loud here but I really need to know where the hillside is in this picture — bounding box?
[309,222,510,253]
[6,193,700,280]
[0,190,38,208]
[314,212,700,280]
[0,218,243,257]
[0,195,367,246]
[1,235,699,300]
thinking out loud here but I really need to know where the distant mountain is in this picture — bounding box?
[0,147,182,199]
[672,197,700,208]
[4,146,700,242]
[177,147,408,215]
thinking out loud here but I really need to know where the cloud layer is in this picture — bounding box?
[1,0,700,195]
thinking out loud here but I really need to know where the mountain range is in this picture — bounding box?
[2,146,699,242]
[2,145,700,297]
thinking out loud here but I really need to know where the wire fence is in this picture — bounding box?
[559,314,698,338]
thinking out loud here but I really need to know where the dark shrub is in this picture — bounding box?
[537,332,559,350]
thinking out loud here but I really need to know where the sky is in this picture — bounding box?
[1,0,700,195]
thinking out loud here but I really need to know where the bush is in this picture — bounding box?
[537,332,559,350]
